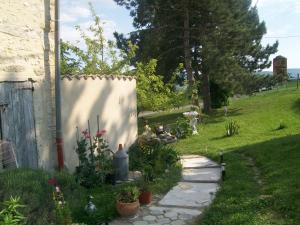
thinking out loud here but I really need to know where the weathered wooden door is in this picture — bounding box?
[0,81,38,168]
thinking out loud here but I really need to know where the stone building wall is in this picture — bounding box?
[0,0,57,169]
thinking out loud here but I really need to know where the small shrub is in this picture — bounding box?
[276,121,287,130]
[128,143,180,176]
[175,117,193,138]
[117,186,139,203]
[75,128,114,188]
[0,196,26,225]
[48,181,72,225]
[225,120,240,137]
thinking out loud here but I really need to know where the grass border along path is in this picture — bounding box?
[142,88,300,225]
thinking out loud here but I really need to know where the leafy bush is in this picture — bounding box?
[75,129,114,188]
[117,186,140,203]
[225,120,240,137]
[210,80,230,108]
[0,196,26,225]
[128,143,180,176]
[0,169,117,225]
[175,117,192,138]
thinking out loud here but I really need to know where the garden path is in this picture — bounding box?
[110,155,221,225]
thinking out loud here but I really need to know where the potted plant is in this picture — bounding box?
[139,166,154,205]
[116,186,140,217]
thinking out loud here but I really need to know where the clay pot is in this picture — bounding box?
[139,191,152,205]
[116,200,140,217]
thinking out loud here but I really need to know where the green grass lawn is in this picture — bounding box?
[142,88,300,225]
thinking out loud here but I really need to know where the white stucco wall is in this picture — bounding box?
[61,75,138,172]
[0,0,56,169]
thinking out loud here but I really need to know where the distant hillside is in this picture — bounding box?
[288,69,300,78]
[257,68,300,78]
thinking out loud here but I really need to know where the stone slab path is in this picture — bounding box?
[110,155,221,225]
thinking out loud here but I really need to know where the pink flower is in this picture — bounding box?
[48,178,57,186]
[82,129,91,139]
[55,186,61,193]
[96,129,106,137]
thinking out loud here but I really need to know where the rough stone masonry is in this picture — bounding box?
[0,0,57,169]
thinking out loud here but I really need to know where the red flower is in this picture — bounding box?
[96,129,106,137]
[48,178,57,186]
[82,129,91,139]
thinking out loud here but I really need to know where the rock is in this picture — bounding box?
[143,215,156,221]
[133,221,148,225]
[171,220,185,225]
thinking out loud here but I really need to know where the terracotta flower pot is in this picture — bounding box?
[116,200,140,217]
[139,191,152,205]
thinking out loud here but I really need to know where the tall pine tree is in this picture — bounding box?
[114,0,278,113]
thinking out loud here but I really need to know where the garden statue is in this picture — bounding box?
[85,195,97,213]
[183,111,199,135]
[224,106,228,116]
[142,124,156,140]
[155,124,177,144]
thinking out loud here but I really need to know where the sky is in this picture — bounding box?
[61,0,300,70]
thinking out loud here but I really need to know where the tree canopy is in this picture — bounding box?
[114,0,278,113]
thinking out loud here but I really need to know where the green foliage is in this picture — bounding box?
[75,130,113,188]
[209,80,230,108]
[0,169,118,225]
[225,120,240,137]
[128,143,180,176]
[52,187,72,225]
[175,117,192,138]
[117,186,140,203]
[145,88,300,224]
[114,0,278,112]
[60,3,135,76]
[135,59,178,113]
[0,197,26,225]
[241,74,277,95]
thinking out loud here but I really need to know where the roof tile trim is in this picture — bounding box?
[61,75,136,81]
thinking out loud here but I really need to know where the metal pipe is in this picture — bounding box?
[55,0,64,170]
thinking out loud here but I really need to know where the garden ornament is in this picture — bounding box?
[183,111,199,135]
[85,195,97,213]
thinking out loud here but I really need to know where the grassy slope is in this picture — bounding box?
[143,88,300,225]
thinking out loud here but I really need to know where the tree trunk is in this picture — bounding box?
[202,67,212,114]
[183,0,194,86]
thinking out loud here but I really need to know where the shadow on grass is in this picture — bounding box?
[291,98,300,115]
[138,111,184,133]
[199,134,300,225]
[202,108,243,125]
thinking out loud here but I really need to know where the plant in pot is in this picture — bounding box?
[139,165,154,205]
[116,186,140,217]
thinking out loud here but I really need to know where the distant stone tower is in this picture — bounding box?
[273,56,288,83]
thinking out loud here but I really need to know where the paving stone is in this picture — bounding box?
[171,220,185,225]
[182,168,221,182]
[159,182,219,208]
[150,209,164,215]
[178,213,194,220]
[165,211,178,220]
[133,221,148,225]
[143,215,156,221]
[111,155,218,225]
[156,218,171,224]
[181,155,218,168]
[149,206,202,216]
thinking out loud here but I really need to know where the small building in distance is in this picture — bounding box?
[273,56,288,82]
